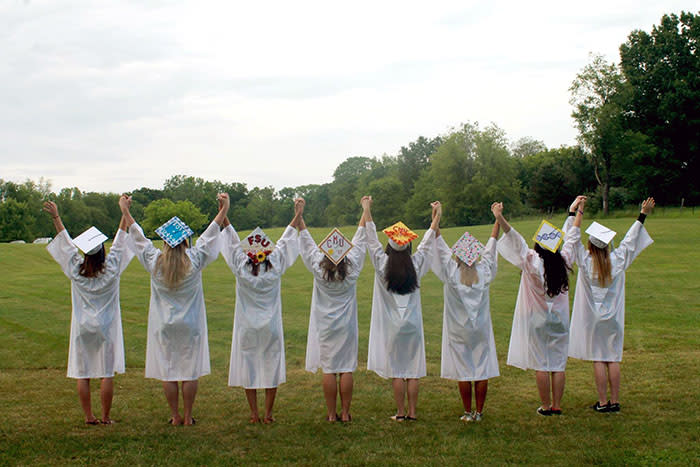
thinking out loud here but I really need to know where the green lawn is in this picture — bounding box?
[1,215,699,465]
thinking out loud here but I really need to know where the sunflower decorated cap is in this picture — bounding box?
[532,219,564,253]
[156,217,194,248]
[383,221,418,251]
[73,226,108,255]
[586,221,616,249]
[319,228,353,265]
[242,227,275,264]
[452,231,484,267]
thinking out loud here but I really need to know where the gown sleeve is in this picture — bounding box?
[412,228,436,279]
[613,220,654,271]
[110,228,136,274]
[46,230,82,280]
[221,225,248,275]
[365,222,386,272]
[127,222,161,274]
[272,225,299,274]
[497,227,529,271]
[431,234,458,284]
[299,229,323,273]
[346,226,367,275]
[481,236,498,284]
[560,220,579,268]
[188,221,223,270]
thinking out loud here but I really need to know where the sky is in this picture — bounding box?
[0,0,693,193]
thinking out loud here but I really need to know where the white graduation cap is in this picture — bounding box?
[242,227,275,264]
[73,226,108,255]
[319,228,354,265]
[586,221,616,249]
[451,231,484,267]
[155,216,194,248]
[532,219,564,253]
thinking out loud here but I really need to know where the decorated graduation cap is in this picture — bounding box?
[532,219,564,253]
[73,226,108,255]
[155,216,194,248]
[319,228,353,265]
[383,221,418,251]
[242,227,275,264]
[452,231,484,266]
[586,221,616,249]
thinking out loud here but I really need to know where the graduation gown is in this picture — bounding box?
[497,220,575,372]
[366,221,435,379]
[567,220,653,362]
[222,225,299,389]
[129,221,222,381]
[431,235,499,381]
[300,227,366,374]
[47,229,134,379]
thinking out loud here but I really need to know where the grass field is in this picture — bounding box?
[1,214,699,465]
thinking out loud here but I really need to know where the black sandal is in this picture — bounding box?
[390,414,406,422]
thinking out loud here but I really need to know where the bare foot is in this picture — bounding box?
[183,417,196,426]
[168,415,183,426]
[263,416,275,424]
[85,417,100,425]
[249,415,261,424]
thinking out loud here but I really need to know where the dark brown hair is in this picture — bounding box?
[248,259,272,276]
[320,256,350,282]
[384,243,418,295]
[587,240,612,287]
[79,245,106,278]
[534,243,571,298]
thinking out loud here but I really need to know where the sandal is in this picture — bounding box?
[249,415,261,424]
[263,416,276,424]
[85,419,100,425]
[406,416,417,421]
[100,419,115,425]
[340,414,352,423]
[390,414,405,422]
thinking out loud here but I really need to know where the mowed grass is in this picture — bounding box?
[1,215,699,465]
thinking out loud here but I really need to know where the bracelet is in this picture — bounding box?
[52,215,59,219]
[577,209,584,215]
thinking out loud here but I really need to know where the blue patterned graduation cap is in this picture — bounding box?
[532,219,564,253]
[155,216,194,248]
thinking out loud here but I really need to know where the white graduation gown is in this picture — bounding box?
[497,220,575,372]
[222,225,299,389]
[431,235,500,381]
[129,221,222,381]
[366,221,436,379]
[300,227,366,374]
[47,229,134,379]
[567,220,653,362]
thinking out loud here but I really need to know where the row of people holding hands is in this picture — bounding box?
[42,192,654,425]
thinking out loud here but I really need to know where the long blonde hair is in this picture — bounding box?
[587,240,612,287]
[155,241,192,289]
[457,258,479,287]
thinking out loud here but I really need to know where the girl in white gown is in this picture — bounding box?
[567,196,655,413]
[126,194,229,426]
[365,197,441,422]
[298,197,368,422]
[44,196,134,425]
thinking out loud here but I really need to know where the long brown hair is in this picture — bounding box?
[384,243,418,295]
[155,241,191,289]
[534,243,571,298]
[456,258,479,287]
[79,245,106,278]
[320,256,350,282]
[247,259,272,276]
[587,240,612,287]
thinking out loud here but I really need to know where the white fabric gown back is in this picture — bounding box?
[497,218,576,372]
[129,221,222,381]
[567,220,653,362]
[222,225,299,389]
[47,229,134,379]
[431,235,500,381]
[366,222,436,379]
[300,227,366,374]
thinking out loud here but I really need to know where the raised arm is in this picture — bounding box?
[291,198,306,231]
[413,201,440,278]
[615,197,655,270]
[491,202,510,233]
[570,195,586,229]
[118,194,135,232]
[43,201,65,235]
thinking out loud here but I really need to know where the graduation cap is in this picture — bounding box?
[242,227,275,264]
[73,226,108,255]
[586,221,616,249]
[383,221,418,251]
[532,220,564,253]
[319,228,353,265]
[452,231,484,266]
[155,216,194,248]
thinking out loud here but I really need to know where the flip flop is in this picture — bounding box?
[406,416,417,421]
[390,414,405,422]
[100,419,115,425]
[263,416,276,424]
[85,419,100,425]
[340,414,352,423]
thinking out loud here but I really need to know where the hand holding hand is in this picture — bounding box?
[431,201,442,220]
[43,201,59,218]
[491,202,503,218]
[217,193,230,212]
[641,197,655,215]
[119,194,132,213]
[361,196,372,211]
[294,198,305,217]
[569,195,587,213]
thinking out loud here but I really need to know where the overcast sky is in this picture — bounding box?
[0,0,693,193]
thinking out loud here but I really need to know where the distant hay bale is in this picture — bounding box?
[9,240,26,244]
[33,237,52,244]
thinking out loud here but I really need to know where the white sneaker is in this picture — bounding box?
[460,411,475,422]
[474,412,483,422]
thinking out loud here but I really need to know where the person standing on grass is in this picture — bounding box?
[125,193,229,426]
[297,197,368,423]
[431,204,501,422]
[494,202,576,416]
[365,197,441,422]
[567,196,655,413]
[220,200,301,424]
[43,195,135,425]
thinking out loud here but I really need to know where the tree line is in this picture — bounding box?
[1,12,697,242]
